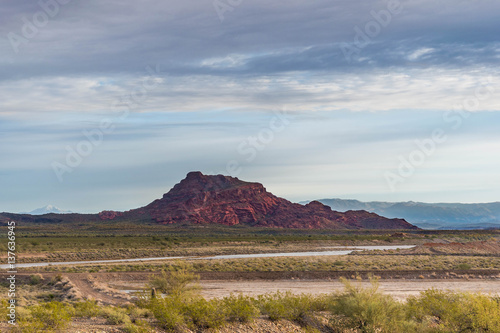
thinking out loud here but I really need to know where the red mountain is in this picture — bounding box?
[127,172,417,230]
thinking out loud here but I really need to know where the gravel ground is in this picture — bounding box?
[200,279,500,301]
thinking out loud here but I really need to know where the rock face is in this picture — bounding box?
[99,210,123,220]
[130,172,417,230]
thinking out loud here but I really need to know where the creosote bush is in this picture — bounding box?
[73,299,101,318]
[257,291,319,323]
[16,301,73,332]
[148,296,187,332]
[101,306,132,325]
[222,293,259,323]
[330,277,415,333]
[148,264,200,298]
[407,289,500,332]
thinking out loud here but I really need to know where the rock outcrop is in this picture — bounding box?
[0,172,418,230]
[129,171,417,230]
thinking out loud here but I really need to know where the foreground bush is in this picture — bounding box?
[407,289,500,332]
[148,266,200,298]
[148,296,187,332]
[222,294,259,323]
[330,278,415,333]
[183,297,226,330]
[13,301,73,332]
[257,291,318,323]
[73,299,101,318]
[148,295,227,331]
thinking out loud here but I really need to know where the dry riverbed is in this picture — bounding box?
[199,279,500,301]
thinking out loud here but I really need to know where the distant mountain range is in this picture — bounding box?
[302,199,500,230]
[23,205,73,215]
[1,172,417,230]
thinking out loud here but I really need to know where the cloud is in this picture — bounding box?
[1,0,500,211]
[1,0,500,79]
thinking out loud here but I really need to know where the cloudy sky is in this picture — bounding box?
[1,0,499,213]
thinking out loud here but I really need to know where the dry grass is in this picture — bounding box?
[22,254,500,274]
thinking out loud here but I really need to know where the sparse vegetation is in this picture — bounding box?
[6,227,497,265]
[28,253,500,274]
[1,227,498,331]
[2,268,500,332]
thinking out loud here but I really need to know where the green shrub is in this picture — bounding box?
[257,292,288,321]
[148,297,186,332]
[183,297,226,330]
[257,291,316,323]
[222,294,259,323]
[0,299,8,321]
[127,305,153,321]
[330,278,411,333]
[73,300,101,318]
[122,319,153,333]
[407,289,500,332]
[310,293,335,312]
[456,263,472,270]
[466,293,500,332]
[28,301,73,331]
[29,274,43,285]
[148,267,200,298]
[101,306,131,325]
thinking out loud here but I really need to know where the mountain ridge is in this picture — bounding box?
[304,198,500,230]
[0,172,417,230]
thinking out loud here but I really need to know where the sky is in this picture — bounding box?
[1,0,499,213]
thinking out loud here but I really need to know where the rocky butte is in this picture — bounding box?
[0,172,418,230]
[124,172,418,230]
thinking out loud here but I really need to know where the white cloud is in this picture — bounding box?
[408,47,434,61]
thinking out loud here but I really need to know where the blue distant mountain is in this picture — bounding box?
[301,199,500,230]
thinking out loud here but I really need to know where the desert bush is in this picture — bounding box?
[148,292,226,331]
[127,305,153,321]
[148,266,200,298]
[29,274,43,285]
[310,293,336,312]
[222,294,259,323]
[148,296,186,332]
[456,263,472,270]
[407,289,500,332]
[466,293,500,332]
[0,299,9,320]
[101,306,132,325]
[73,299,101,318]
[122,319,153,333]
[257,292,289,321]
[183,297,227,330]
[330,278,412,333]
[28,301,73,331]
[257,291,317,323]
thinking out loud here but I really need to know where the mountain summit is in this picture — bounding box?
[128,172,417,229]
[27,205,73,215]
